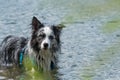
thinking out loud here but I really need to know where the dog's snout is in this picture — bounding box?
[44,43,48,49]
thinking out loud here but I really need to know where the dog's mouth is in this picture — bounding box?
[43,47,48,50]
[41,48,51,53]
[41,46,50,50]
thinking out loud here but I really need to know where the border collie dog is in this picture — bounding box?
[0,16,63,71]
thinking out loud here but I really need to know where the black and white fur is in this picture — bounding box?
[0,16,63,71]
[0,35,27,66]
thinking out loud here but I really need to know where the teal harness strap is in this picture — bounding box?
[19,48,25,65]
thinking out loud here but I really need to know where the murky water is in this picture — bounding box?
[0,0,120,80]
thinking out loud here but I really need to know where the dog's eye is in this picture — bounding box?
[49,35,54,40]
[39,34,45,38]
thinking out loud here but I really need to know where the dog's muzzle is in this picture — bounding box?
[43,43,48,50]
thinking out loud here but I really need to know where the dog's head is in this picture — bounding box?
[30,16,63,52]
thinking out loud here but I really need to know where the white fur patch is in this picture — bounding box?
[41,26,54,49]
[43,26,53,36]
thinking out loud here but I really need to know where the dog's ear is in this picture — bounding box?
[52,24,65,43]
[53,24,65,33]
[32,16,43,31]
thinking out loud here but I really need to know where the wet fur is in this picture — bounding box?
[0,35,27,66]
[0,16,62,71]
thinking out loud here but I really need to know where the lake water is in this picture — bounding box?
[0,0,120,80]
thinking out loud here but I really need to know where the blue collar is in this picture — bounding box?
[19,48,26,65]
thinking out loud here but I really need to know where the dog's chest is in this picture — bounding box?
[38,50,52,63]
[31,50,55,71]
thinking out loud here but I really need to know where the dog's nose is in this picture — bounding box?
[44,43,48,49]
